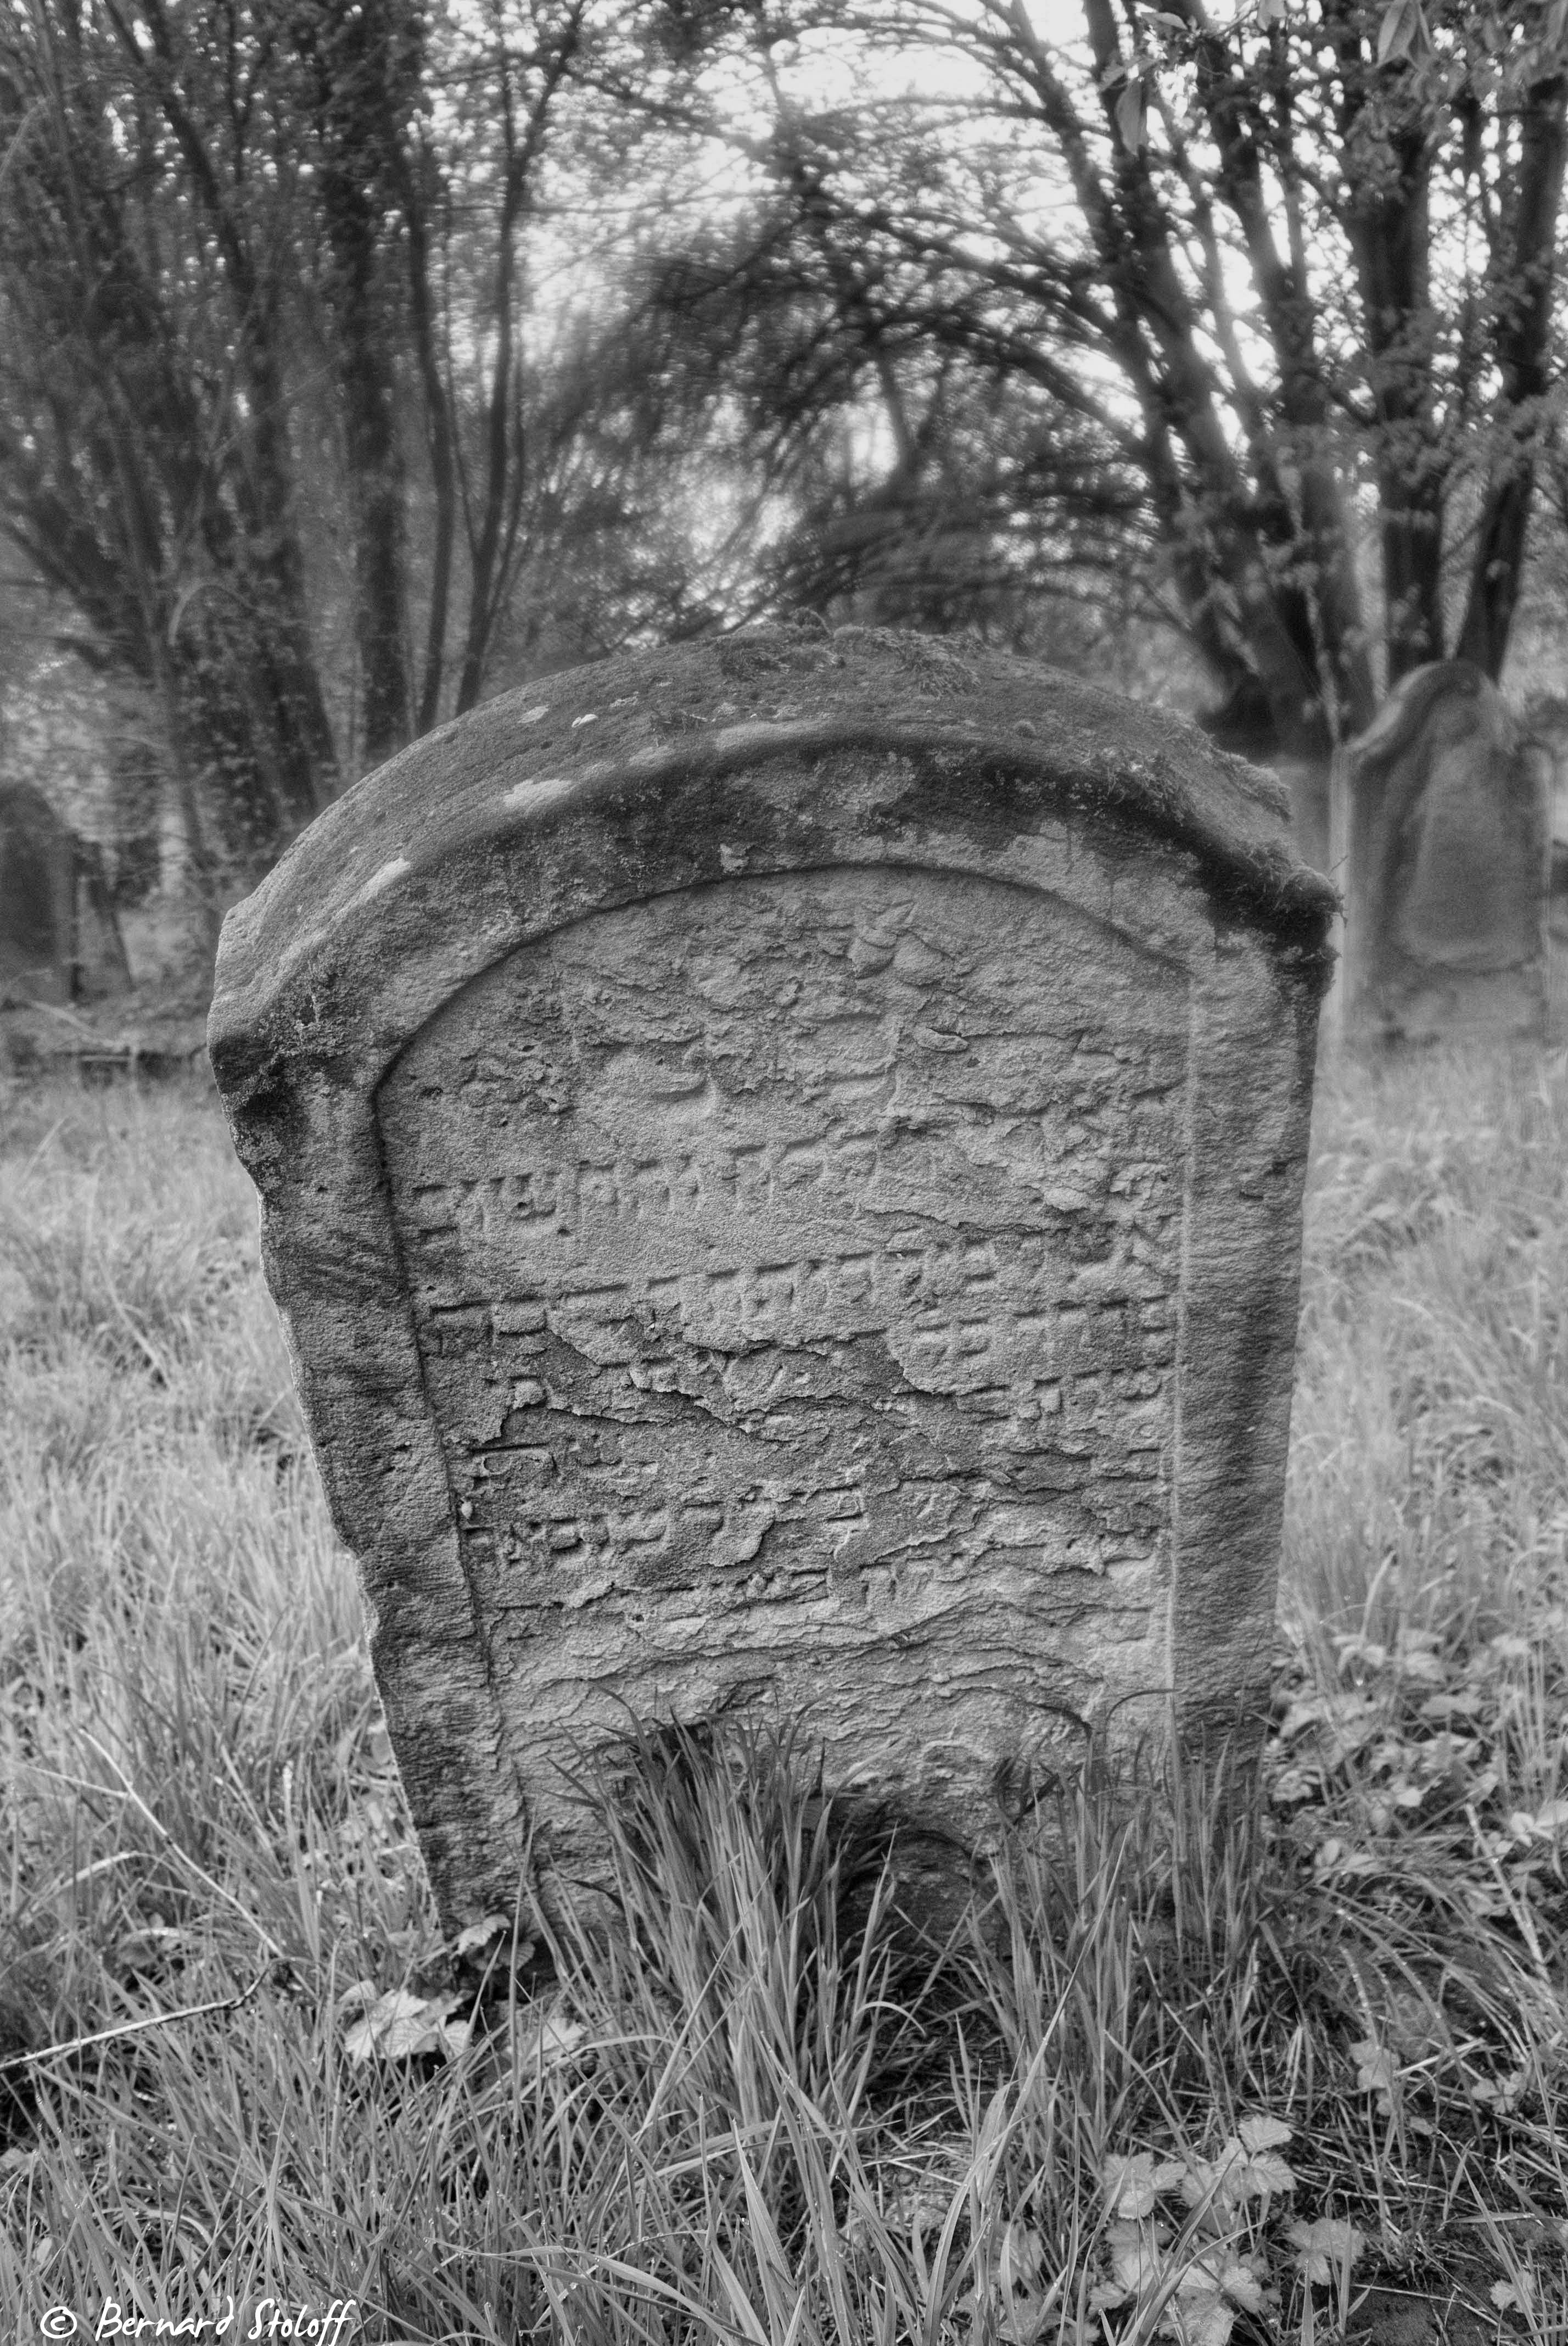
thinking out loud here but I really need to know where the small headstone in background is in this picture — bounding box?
[1332,662,1552,1046]
[1520,691,1568,949]
[0,781,76,1007]
[209,627,1335,1933]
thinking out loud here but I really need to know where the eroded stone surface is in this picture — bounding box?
[209,625,1335,1930]
[381,868,1184,1859]
[1332,663,1552,1044]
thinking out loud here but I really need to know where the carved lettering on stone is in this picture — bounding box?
[379,870,1181,1820]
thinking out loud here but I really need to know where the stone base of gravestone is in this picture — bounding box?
[210,625,1334,1937]
[1332,663,1551,1048]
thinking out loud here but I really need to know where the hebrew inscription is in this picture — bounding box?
[378,865,1189,1824]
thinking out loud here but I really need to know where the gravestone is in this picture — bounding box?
[1331,662,1552,1046]
[209,627,1335,1933]
[1522,693,1568,947]
[0,782,77,1007]
[73,837,135,999]
[0,783,133,1010]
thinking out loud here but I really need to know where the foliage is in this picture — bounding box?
[639,0,1568,755]
[0,0,746,913]
[8,0,1568,925]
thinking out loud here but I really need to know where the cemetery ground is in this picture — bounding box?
[1,1053,1565,2346]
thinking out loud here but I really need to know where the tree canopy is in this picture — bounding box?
[645,0,1568,759]
[0,0,727,902]
[3,0,1567,913]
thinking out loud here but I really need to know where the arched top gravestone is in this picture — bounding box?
[210,627,1335,1932]
[1332,662,1552,1046]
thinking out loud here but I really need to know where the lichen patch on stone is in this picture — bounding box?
[354,856,410,907]
[502,776,574,813]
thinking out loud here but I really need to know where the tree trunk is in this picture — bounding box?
[402,135,456,735]
[306,0,415,768]
[1455,64,1568,679]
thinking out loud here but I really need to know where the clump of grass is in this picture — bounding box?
[545,1716,933,2127]
[1285,1047,1568,1660]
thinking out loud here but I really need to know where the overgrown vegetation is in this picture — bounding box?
[1,1056,1566,2342]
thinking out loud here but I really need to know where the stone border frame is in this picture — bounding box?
[211,658,1336,1926]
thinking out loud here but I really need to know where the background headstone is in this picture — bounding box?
[210,627,1335,1933]
[1522,693,1568,949]
[0,781,133,1010]
[1331,662,1552,1046]
[72,836,134,999]
[0,781,76,1007]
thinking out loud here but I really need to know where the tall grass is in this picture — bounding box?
[1,1055,1565,2343]
[1285,1047,1568,1662]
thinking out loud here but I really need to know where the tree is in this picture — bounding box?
[641,198,1154,649]
[639,0,1568,761]
[0,0,677,913]
[0,0,341,906]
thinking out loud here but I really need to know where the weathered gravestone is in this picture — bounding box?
[1331,662,1552,1046]
[0,782,77,1007]
[0,781,133,1010]
[1522,693,1568,948]
[209,627,1335,1932]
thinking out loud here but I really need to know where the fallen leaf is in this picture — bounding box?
[1216,2261,1266,2314]
[1102,2150,1184,2219]
[1162,2289,1234,2345]
[1244,2148,1297,2196]
[343,1986,467,2064]
[999,2216,1047,2297]
[1107,2216,1169,2294]
[453,1914,509,1957]
[1351,2039,1398,2108]
[1469,2065,1528,2113]
[517,2008,587,2069]
[1289,2217,1365,2286]
[1185,2136,1295,2207]
[998,2283,1052,2343]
